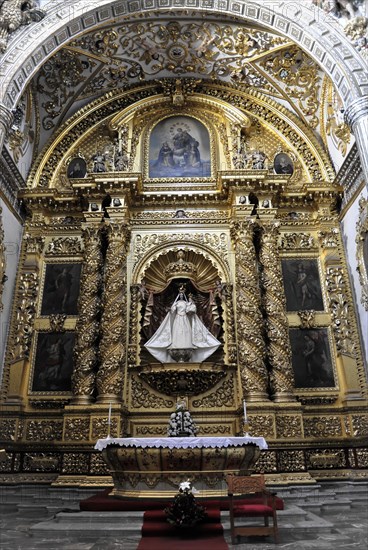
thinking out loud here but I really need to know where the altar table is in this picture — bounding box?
[95,436,268,498]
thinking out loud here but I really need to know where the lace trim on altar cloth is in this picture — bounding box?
[94,436,268,451]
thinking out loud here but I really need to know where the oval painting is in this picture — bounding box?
[149,116,211,178]
[273,152,294,175]
[67,157,87,178]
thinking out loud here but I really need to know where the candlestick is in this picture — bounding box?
[107,403,112,438]
[243,399,247,422]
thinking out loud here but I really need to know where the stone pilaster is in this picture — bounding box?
[259,222,295,402]
[96,220,131,404]
[345,96,368,189]
[230,220,269,402]
[71,222,103,404]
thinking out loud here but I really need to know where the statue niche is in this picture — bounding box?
[139,250,225,366]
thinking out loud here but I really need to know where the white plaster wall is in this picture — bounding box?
[0,200,23,381]
[341,187,368,370]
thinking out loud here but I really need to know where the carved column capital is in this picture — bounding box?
[344,96,368,129]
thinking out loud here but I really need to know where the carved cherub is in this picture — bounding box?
[0,0,45,53]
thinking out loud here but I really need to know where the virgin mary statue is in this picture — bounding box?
[144,288,220,363]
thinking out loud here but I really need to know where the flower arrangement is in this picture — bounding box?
[165,480,206,528]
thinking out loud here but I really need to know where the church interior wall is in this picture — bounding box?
[0,0,367,490]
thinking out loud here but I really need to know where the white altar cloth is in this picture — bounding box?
[94,436,268,452]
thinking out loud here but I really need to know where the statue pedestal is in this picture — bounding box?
[95,436,267,498]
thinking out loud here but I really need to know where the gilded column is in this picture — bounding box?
[230,220,269,402]
[96,220,131,403]
[71,223,103,404]
[259,222,295,402]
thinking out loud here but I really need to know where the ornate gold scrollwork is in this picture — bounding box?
[356,197,368,310]
[230,220,268,400]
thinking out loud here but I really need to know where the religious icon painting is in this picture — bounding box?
[148,115,211,178]
[40,263,82,316]
[31,332,75,393]
[282,259,324,312]
[289,328,336,389]
[67,157,87,178]
[273,152,294,175]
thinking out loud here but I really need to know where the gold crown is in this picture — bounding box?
[164,250,197,282]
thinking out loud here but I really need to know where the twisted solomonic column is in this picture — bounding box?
[96,221,131,403]
[259,222,295,402]
[71,225,103,404]
[230,220,269,402]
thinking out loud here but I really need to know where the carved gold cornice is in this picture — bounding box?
[26,81,335,192]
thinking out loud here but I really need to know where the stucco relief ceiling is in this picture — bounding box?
[3,7,359,177]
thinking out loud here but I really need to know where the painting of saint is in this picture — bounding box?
[282,259,324,311]
[41,264,82,316]
[274,152,294,175]
[149,116,211,178]
[31,332,75,392]
[67,157,87,178]
[289,328,335,388]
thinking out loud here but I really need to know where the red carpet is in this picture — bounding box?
[137,508,229,550]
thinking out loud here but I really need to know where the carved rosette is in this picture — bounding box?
[72,226,103,403]
[97,222,131,402]
[230,220,268,400]
[259,223,295,401]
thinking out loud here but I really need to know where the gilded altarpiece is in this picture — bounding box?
[0,83,367,489]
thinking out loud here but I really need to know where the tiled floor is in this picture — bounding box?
[0,481,367,549]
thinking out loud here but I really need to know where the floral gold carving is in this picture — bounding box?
[91,418,119,440]
[135,426,168,436]
[259,223,294,399]
[276,416,303,438]
[62,453,90,474]
[281,233,315,249]
[303,416,342,438]
[351,414,368,436]
[23,234,45,254]
[64,418,90,441]
[131,378,174,409]
[307,450,345,469]
[26,420,63,441]
[138,370,226,396]
[353,449,368,468]
[318,228,339,248]
[23,453,60,472]
[8,272,38,362]
[356,197,368,310]
[325,266,357,357]
[48,314,67,332]
[278,450,305,472]
[90,453,110,475]
[46,237,82,256]
[298,310,316,329]
[73,226,103,400]
[97,222,130,400]
[249,415,275,439]
[0,419,16,441]
[192,375,235,408]
[230,220,268,399]
[254,451,277,473]
[128,285,139,367]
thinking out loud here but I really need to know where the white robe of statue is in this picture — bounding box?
[144,293,220,363]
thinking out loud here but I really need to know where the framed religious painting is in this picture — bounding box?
[289,328,336,389]
[40,263,82,316]
[67,156,87,178]
[356,196,368,310]
[282,259,324,312]
[148,115,212,179]
[273,152,294,175]
[30,331,75,393]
